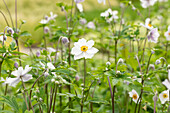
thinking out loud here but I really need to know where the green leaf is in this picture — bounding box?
[0,96,19,112]
[0,46,6,53]
[2,59,14,70]
[112,79,119,86]
[20,31,32,37]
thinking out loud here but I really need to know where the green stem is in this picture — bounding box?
[115,40,118,65]
[52,85,58,112]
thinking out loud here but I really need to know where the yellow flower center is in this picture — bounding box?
[148,24,152,27]
[132,94,137,100]
[163,94,168,98]
[81,46,88,52]
[168,33,170,36]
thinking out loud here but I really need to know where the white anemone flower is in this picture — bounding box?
[48,12,57,21]
[86,22,96,29]
[162,70,170,90]
[101,9,118,23]
[5,65,33,87]
[74,0,84,3]
[164,26,170,41]
[159,90,169,104]
[76,3,83,12]
[129,89,139,103]
[40,19,49,24]
[147,28,160,43]
[98,0,106,5]
[71,38,99,60]
[140,18,153,30]
[40,62,55,77]
[47,47,56,54]
[140,0,157,8]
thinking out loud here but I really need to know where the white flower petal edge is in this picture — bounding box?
[47,62,55,70]
[147,28,160,43]
[164,25,170,41]
[159,90,169,104]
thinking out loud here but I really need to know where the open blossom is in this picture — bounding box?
[140,0,157,8]
[76,3,83,12]
[86,22,96,29]
[40,19,49,24]
[71,38,99,60]
[48,12,57,21]
[98,0,106,5]
[5,65,33,87]
[164,25,170,41]
[74,0,84,3]
[162,70,170,90]
[101,8,118,23]
[147,28,160,43]
[140,18,153,30]
[159,90,169,104]
[129,89,139,103]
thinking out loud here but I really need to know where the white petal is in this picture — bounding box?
[77,3,83,12]
[77,38,87,47]
[162,79,170,90]
[86,47,99,54]
[47,62,55,70]
[11,70,20,77]
[5,77,20,87]
[22,65,32,75]
[84,52,95,59]
[74,53,84,60]
[86,40,94,49]
[71,47,82,55]
[22,74,33,82]
[145,18,150,25]
[168,70,170,81]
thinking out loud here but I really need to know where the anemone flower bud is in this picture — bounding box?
[117,71,121,74]
[55,81,59,84]
[7,27,14,35]
[151,50,155,54]
[44,27,50,34]
[61,36,69,44]
[14,62,18,68]
[39,98,43,101]
[75,75,80,81]
[149,64,155,70]
[118,58,124,63]
[155,59,161,65]
[44,15,49,20]
[106,61,111,66]
[36,51,40,57]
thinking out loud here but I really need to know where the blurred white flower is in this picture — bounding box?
[86,22,96,29]
[48,12,57,21]
[79,18,87,25]
[74,0,84,3]
[158,0,168,2]
[155,59,161,65]
[5,65,33,87]
[118,58,124,63]
[162,70,170,90]
[40,19,49,24]
[101,8,118,23]
[140,18,153,30]
[106,61,111,66]
[159,90,169,104]
[147,28,160,43]
[140,0,157,8]
[76,3,83,12]
[47,47,56,54]
[164,25,170,41]
[71,38,99,60]
[98,0,106,5]
[129,89,139,103]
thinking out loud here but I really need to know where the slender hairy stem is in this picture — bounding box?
[52,85,58,112]
[0,11,10,26]
[107,76,114,113]
[2,0,14,28]
[115,40,118,65]
[48,84,55,112]
[107,0,112,9]
[15,0,17,30]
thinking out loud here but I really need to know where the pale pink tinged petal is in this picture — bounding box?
[71,47,82,55]
[74,53,84,60]
[86,47,99,54]
[164,32,169,37]
[133,98,138,103]
[86,40,94,49]
[162,79,170,90]
[22,74,33,82]
[6,77,20,87]
[128,92,133,97]
[22,65,32,75]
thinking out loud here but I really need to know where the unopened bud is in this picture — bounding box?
[155,59,161,65]
[33,95,37,99]
[149,64,155,70]
[39,98,43,101]
[106,61,111,66]
[55,81,59,84]
[51,79,55,82]
[79,18,87,25]
[75,75,80,81]
[44,27,50,34]
[7,27,14,35]
[14,62,18,68]
[61,36,69,44]
[118,58,124,63]
[36,51,40,57]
